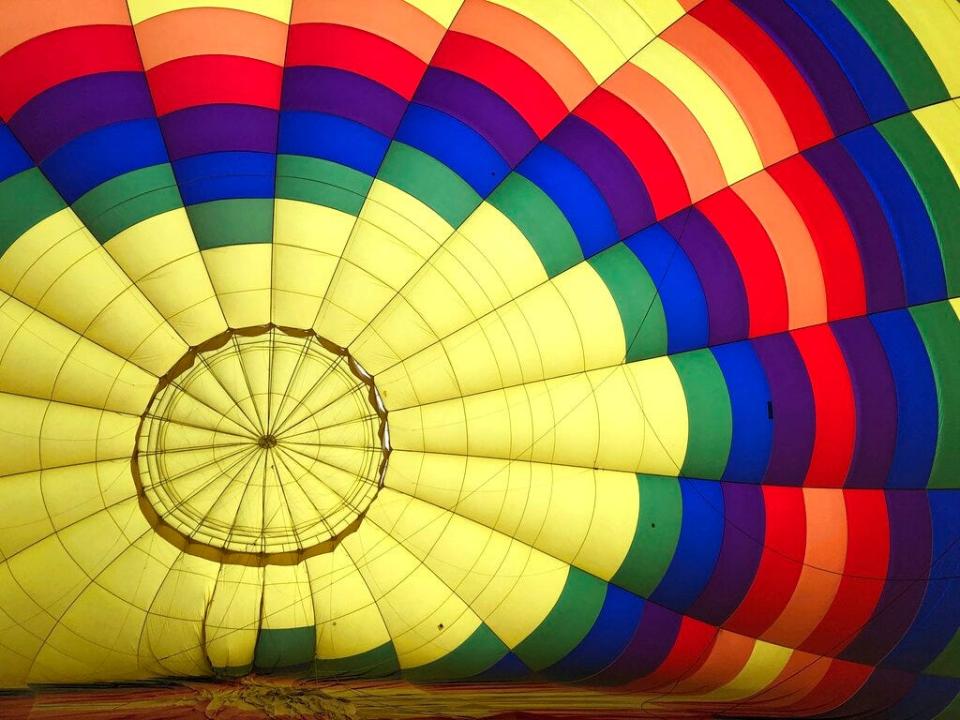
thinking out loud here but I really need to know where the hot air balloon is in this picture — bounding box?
[0,1,958,718]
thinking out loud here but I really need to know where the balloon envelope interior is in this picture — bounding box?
[0,0,958,718]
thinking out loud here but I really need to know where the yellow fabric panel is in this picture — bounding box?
[0,210,86,304]
[0,471,53,558]
[0,209,187,375]
[889,0,960,96]
[30,479,140,593]
[183,343,264,431]
[0,496,180,684]
[101,211,198,281]
[2,464,130,566]
[550,262,626,368]
[271,242,334,329]
[0,394,138,476]
[290,364,373,427]
[950,297,960,320]
[0,550,61,647]
[127,0,292,23]
[267,462,339,551]
[276,449,376,532]
[344,520,482,669]
[352,202,548,376]
[404,0,463,27]
[432,203,549,324]
[265,462,320,552]
[47,499,150,581]
[44,461,137,540]
[632,38,763,185]
[0,566,42,686]
[308,547,392,660]
[386,451,637,580]
[491,0,654,83]
[914,100,960,189]
[272,200,354,329]
[573,468,640,578]
[272,363,362,435]
[201,244,272,329]
[27,638,113,686]
[204,564,264,669]
[145,397,252,445]
[139,553,220,677]
[0,291,155,414]
[347,178,455,279]
[375,262,624,410]
[113,259,226,349]
[197,455,270,556]
[232,333,272,422]
[372,341,452,410]
[316,181,453,347]
[695,638,793,702]
[3,537,96,646]
[262,564,314,630]
[625,0,688,35]
[390,357,687,475]
[36,581,147,684]
[80,283,187,377]
[139,448,260,545]
[98,533,187,618]
[370,487,567,648]
[467,544,568,649]
[387,451,546,542]
[105,210,227,346]
[285,413,372,450]
[154,368,256,437]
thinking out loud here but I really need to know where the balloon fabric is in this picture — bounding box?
[0,1,958,718]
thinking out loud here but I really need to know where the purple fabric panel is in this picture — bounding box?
[840,491,931,666]
[686,482,765,625]
[805,140,905,313]
[662,210,749,345]
[754,333,814,486]
[10,72,155,161]
[734,0,868,135]
[546,115,655,238]
[832,317,897,488]
[415,67,537,166]
[592,603,681,685]
[281,66,406,137]
[815,666,916,719]
[160,104,278,160]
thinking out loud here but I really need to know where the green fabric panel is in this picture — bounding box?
[275,154,372,217]
[254,626,316,670]
[0,168,66,257]
[72,164,181,243]
[834,0,949,108]
[377,142,479,227]
[488,173,582,277]
[877,114,960,296]
[186,198,274,249]
[927,628,960,678]
[671,349,732,479]
[909,302,960,489]
[404,623,508,682]
[588,243,668,362]
[611,474,683,597]
[512,567,606,672]
[311,641,399,679]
